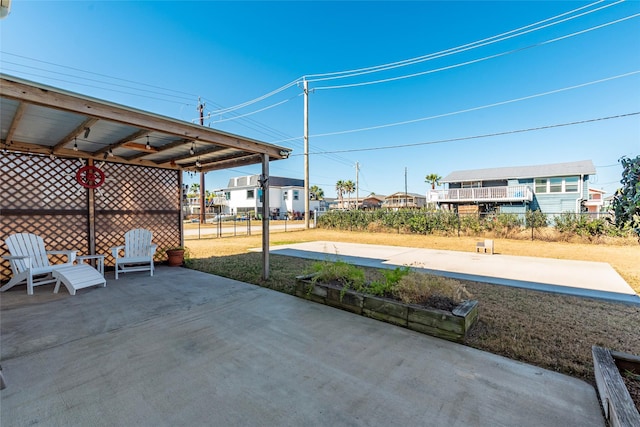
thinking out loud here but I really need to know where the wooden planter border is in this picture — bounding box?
[592,346,640,427]
[295,275,478,343]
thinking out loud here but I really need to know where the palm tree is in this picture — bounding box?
[335,180,345,208]
[343,180,355,209]
[425,173,442,190]
[189,183,200,197]
[309,185,324,200]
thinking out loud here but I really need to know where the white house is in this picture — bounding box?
[217,175,323,219]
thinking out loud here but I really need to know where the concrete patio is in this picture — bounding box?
[1,266,604,426]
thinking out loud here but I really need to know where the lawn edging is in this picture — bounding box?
[295,274,478,343]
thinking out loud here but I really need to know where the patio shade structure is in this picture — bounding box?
[0,74,291,279]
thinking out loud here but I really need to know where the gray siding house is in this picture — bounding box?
[433,160,596,214]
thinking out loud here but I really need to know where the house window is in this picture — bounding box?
[293,190,299,200]
[564,176,579,192]
[535,176,579,194]
[549,178,563,193]
[224,192,230,200]
[247,190,255,199]
[283,191,288,200]
[535,179,548,193]
[461,181,481,188]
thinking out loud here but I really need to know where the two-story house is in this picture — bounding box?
[217,175,322,219]
[383,192,427,210]
[584,188,607,217]
[433,160,596,215]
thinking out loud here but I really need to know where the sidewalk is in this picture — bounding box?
[266,241,640,305]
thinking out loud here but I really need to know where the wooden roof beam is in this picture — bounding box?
[4,101,26,147]
[53,117,99,151]
[95,129,151,155]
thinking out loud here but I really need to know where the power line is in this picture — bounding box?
[199,5,636,126]
[271,71,640,142]
[290,112,639,156]
[313,12,640,91]
[1,67,197,106]
[0,51,198,99]
[305,0,619,82]
[180,0,623,118]
[204,93,302,124]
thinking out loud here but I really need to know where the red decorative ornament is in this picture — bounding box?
[75,165,106,189]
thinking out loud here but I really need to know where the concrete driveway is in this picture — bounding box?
[266,241,640,305]
[1,267,604,426]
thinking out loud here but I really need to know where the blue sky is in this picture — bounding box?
[1,1,639,198]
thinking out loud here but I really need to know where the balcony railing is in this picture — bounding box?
[431,185,533,203]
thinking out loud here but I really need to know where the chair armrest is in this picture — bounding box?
[47,250,77,263]
[110,246,125,259]
[2,255,33,269]
[2,255,30,260]
[150,244,158,256]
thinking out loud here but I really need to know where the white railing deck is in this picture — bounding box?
[432,185,533,203]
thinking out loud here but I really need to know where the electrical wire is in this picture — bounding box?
[289,112,639,156]
[305,71,640,139]
[305,0,619,82]
[0,51,198,99]
[313,13,640,91]
[1,67,196,106]
[195,4,635,125]
[205,93,302,124]
[181,1,621,117]
[206,79,301,116]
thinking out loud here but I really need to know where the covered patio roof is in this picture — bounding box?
[0,74,291,172]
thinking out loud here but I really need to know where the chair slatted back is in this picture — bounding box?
[124,228,153,257]
[5,233,51,273]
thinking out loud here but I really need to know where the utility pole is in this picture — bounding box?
[404,167,408,207]
[303,79,310,229]
[355,161,360,210]
[198,98,206,224]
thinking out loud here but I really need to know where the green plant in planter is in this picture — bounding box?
[309,260,366,299]
[393,271,472,305]
[368,266,411,296]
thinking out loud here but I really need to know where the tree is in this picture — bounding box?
[188,183,200,197]
[425,173,442,190]
[611,155,640,240]
[344,180,355,209]
[310,185,324,200]
[335,180,345,208]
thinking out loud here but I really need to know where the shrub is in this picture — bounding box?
[368,266,411,296]
[310,260,366,289]
[393,271,471,305]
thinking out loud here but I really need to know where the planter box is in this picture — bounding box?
[592,346,640,427]
[295,275,478,343]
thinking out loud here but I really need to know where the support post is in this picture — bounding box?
[261,153,270,280]
[87,158,96,256]
[199,99,206,224]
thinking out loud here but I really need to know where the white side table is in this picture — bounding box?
[76,254,105,276]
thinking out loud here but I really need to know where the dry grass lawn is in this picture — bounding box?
[184,227,640,386]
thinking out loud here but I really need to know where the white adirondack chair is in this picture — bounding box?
[110,229,157,279]
[1,233,77,295]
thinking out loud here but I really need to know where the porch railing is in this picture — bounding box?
[431,185,533,203]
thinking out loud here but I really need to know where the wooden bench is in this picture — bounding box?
[475,239,494,254]
[53,264,106,295]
